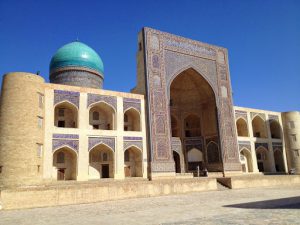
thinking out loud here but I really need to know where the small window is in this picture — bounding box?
[0,166,2,173]
[125,151,130,162]
[58,120,65,127]
[37,165,40,173]
[103,153,108,161]
[38,117,43,128]
[58,108,65,117]
[57,152,65,163]
[291,134,297,142]
[37,144,43,157]
[38,93,44,108]
[139,42,142,51]
[289,121,295,129]
[93,111,99,120]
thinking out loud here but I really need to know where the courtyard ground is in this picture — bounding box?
[0,185,299,225]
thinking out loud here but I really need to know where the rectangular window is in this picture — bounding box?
[38,117,43,128]
[37,143,43,157]
[291,134,297,142]
[38,93,44,108]
[289,121,295,129]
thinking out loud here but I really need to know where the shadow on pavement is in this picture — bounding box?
[223,196,300,209]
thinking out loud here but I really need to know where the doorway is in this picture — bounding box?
[102,164,109,178]
[57,168,65,180]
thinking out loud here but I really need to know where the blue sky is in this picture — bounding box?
[0,0,299,111]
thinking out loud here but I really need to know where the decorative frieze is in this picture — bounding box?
[123,98,141,113]
[123,136,143,151]
[251,112,266,120]
[88,137,115,151]
[235,110,248,121]
[255,142,269,150]
[52,139,79,153]
[272,142,283,152]
[52,134,79,139]
[87,93,117,110]
[238,141,251,151]
[184,137,203,151]
[54,90,80,108]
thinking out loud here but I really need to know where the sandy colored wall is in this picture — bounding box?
[0,73,45,187]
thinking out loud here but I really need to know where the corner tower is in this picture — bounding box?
[49,41,104,89]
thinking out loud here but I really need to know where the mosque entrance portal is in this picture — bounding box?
[170,68,222,173]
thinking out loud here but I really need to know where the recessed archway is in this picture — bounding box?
[124,146,143,177]
[240,148,253,173]
[169,68,220,173]
[89,143,114,179]
[54,101,78,128]
[270,121,281,139]
[207,142,220,164]
[252,116,267,138]
[173,151,181,173]
[89,102,115,130]
[256,146,270,172]
[124,108,141,131]
[53,147,77,180]
[274,149,285,172]
[187,148,203,171]
[236,118,249,137]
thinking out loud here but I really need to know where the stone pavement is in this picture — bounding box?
[0,185,299,225]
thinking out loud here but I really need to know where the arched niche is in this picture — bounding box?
[54,101,78,128]
[236,118,249,137]
[207,142,220,164]
[89,143,114,179]
[53,147,77,180]
[274,149,285,172]
[256,146,270,172]
[252,116,267,138]
[240,148,253,173]
[89,102,115,130]
[173,151,181,173]
[124,108,141,131]
[270,120,281,139]
[124,146,142,177]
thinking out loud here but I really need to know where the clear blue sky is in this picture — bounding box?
[0,0,299,111]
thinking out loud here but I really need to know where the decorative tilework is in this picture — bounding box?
[235,110,248,121]
[124,141,143,151]
[123,136,143,141]
[269,115,279,122]
[52,139,79,153]
[255,142,269,150]
[251,112,266,120]
[123,98,141,113]
[87,93,117,110]
[52,134,79,139]
[171,137,182,154]
[184,137,203,151]
[238,141,251,151]
[54,90,80,108]
[272,142,283,152]
[88,137,115,151]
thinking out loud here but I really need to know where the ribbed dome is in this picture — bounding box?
[49,41,104,75]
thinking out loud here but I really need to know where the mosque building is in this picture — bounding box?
[0,27,299,188]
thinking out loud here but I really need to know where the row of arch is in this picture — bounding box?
[53,144,143,180]
[173,141,220,173]
[54,101,141,131]
[240,146,285,173]
[236,116,282,139]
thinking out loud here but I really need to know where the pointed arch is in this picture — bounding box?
[124,107,141,131]
[239,147,253,173]
[270,120,282,139]
[89,101,116,130]
[207,141,220,164]
[236,117,249,137]
[53,146,77,180]
[54,101,78,128]
[124,146,143,177]
[252,115,267,138]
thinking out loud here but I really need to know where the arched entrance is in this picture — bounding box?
[89,102,115,130]
[169,68,220,173]
[270,121,281,139]
[54,101,78,128]
[173,151,181,173]
[256,146,270,172]
[240,148,253,173]
[89,144,114,179]
[124,108,141,131]
[53,147,77,180]
[274,150,285,172]
[236,118,249,137]
[252,116,267,138]
[124,146,142,177]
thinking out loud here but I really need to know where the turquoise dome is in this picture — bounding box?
[50,41,104,75]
